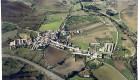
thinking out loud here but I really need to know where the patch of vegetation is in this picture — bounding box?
[66,16,100,26]
[120,70,134,80]
[39,21,62,31]
[70,40,89,50]
[39,13,67,31]
[69,75,93,80]
[95,38,113,43]
[110,32,117,43]
[72,3,81,11]
[2,22,17,33]
[19,33,30,39]
[2,30,18,42]
[30,31,38,38]
[85,5,101,11]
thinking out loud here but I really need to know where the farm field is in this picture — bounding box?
[39,13,67,31]
[70,25,113,50]
[72,3,81,11]
[1,0,32,23]
[71,10,88,16]
[2,29,18,42]
[121,6,138,32]
[45,46,69,66]
[122,35,136,57]
[92,64,126,80]
[69,75,93,80]
[2,58,49,80]
[114,60,126,70]
[20,9,47,30]
[53,57,84,76]
[65,16,100,26]
[32,0,72,12]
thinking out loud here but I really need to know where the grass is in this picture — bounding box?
[120,70,134,80]
[72,3,81,11]
[39,13,67,31]
[110,31,117,43]
[2,47,43,63]
[69,75,93,80]
[18,33,30,39]
[66,16,100,26]
[2,22,17,32]
[70,40,89,50]
[82,2,91,6]
[39,21,62,31]
[92,64,126,80]
[2,29,18,42]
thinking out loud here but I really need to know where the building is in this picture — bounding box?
[104,43,114,53]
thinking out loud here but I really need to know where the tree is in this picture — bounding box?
[30,31,38,38]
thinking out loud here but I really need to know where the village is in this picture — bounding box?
[9,29,114,60]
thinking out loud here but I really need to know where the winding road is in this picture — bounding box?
[2,54,64,80]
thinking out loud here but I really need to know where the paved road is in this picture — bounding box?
[2,54,64,80]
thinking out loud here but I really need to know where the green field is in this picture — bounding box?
[110,31,117,43]
[72,3,81,11]
[2,29,18,42]
[92,64,126,80]
[120,70,134,80]
[39,13,67,31]
[69,75,93,80]
[66,16,100,26]
[70,40,89,50]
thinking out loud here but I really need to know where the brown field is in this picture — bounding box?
[20,9,46,30]
[1,0,32,23]
[53,57,84,76]
[70,26,112,43]
[71,10,88,16]
[121,6,138,32]
[114,60,126,70]
[45,46,69,66]
[66,22,100,31]
[32,0,72,12]
[122,35,136,57]
[111,0,137,11]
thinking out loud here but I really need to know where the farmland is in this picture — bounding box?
[121,6,138,32]
[53,57,84,76]
[1,0,32,23]
[92,64,126,80]
[45,46,69,66]
[2,58,49,80]
[39,13,67,31]
[114,60,126,70]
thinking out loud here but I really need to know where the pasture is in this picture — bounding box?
[92,64,126,80]
[39,13,67,31]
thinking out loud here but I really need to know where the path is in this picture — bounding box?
[2,54,64,80]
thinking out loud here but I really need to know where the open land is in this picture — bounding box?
[45,46,69,66]
[53,57,84,76]
[114,60,126,70]
[92,64,126,80]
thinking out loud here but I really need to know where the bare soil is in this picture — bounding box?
[45,46,69,66]
[53,57,84,76]
[114,60,127,70]
[1,0,32,23]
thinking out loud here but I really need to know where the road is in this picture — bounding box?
[2,54,64,80]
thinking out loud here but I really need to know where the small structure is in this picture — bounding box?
[104,43,114,53]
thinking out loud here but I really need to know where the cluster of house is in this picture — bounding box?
[9,30,114,60]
